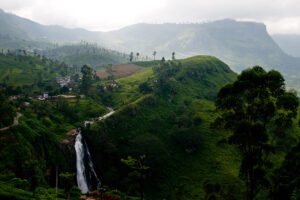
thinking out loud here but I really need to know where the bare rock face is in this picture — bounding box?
[62,128,78,145]
[59,128,78,172]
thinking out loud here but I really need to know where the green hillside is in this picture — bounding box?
[42,43,128,68]
[85,56,243,199]
[0,96,107,199]
[0,54,298,200]
[0,55,239,199]
[84,56,299,199]
[0,53,71,87]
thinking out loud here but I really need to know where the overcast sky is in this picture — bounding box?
[1,0,300,34]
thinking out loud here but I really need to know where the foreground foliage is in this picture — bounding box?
[215,66,299,200]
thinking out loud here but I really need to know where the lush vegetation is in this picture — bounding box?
[0,52,72,87]
[84,56,244,199]
[215,66,299,199]
[0,53,299,200]
[0,53,109,199]
[84,56,299,199]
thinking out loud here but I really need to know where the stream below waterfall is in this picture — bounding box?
[74,108,115,193]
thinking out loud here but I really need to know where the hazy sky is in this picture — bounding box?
[1,0,300,34]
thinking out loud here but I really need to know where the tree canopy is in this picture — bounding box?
[215,66,299,200]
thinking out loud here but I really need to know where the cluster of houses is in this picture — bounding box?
[56,76,71,87]
[37,92,81,101]
[37,92,49,100]
[36,76,76,100]
[7,74,122,109]
[97,81,120,92]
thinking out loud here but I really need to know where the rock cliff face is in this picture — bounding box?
[59,129,77,175]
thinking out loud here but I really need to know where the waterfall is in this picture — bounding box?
[75,132,89,193]
[75,108,115,193]
[84,138,101,189]
[75,130,100,193]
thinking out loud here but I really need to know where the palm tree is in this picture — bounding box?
[136,52,140,61]
[172,52,176,60]
[153,51,157,60]
[129,52,134,62]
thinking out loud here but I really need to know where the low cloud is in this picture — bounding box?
[1,0,300,34]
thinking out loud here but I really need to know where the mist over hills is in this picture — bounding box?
[0,9,100,43]
[105,21,299,90]
[273,34,300,57]
[102,20,289,69]
[0,8,299,90]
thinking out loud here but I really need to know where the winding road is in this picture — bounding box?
[0,112,22,132]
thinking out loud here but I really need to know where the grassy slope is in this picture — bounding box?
[87,56,243,199]
[109,67,155,107]
[109,56,236,108]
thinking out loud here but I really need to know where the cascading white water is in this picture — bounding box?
[84,139,101,189]
[75,132,89,193]
[75,108,115,193]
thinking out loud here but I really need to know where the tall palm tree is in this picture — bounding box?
[153,51,157,60]
[172,52,176,60]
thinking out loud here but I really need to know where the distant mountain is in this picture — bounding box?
[101,21,300,91]
[0,9,101,44]
[272,34,300,57]
[0,9,299,91]
[102,21,295,71]
[0,9,127,66]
